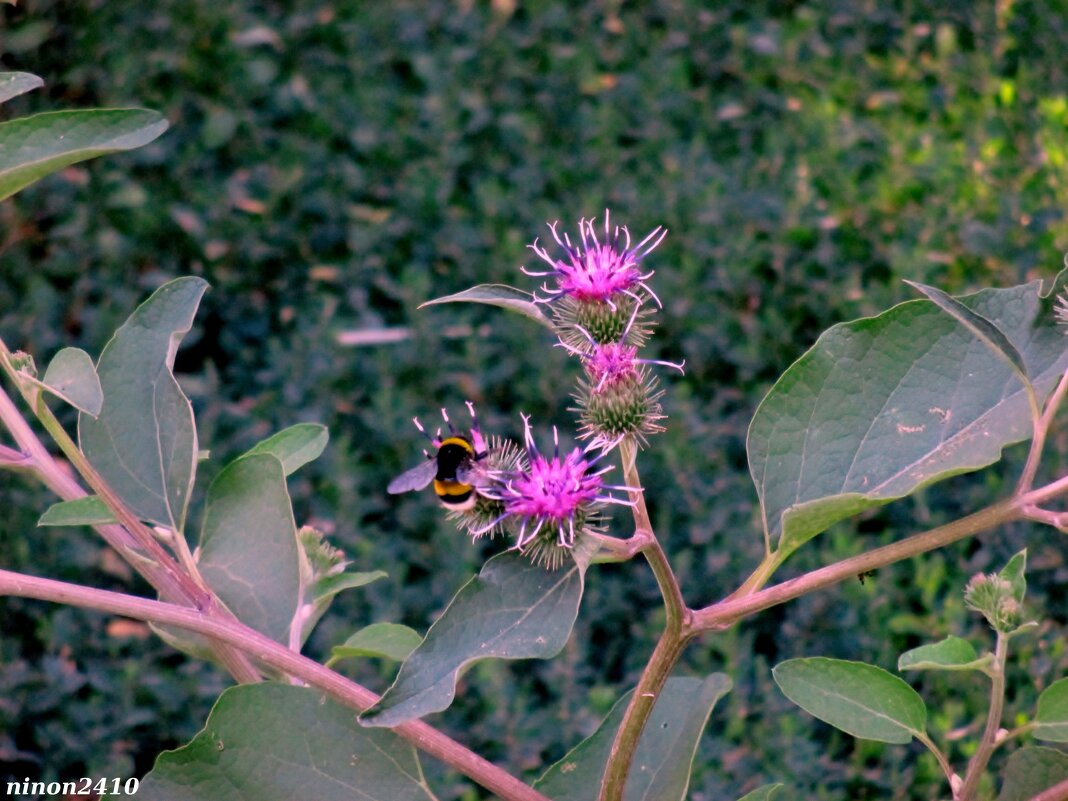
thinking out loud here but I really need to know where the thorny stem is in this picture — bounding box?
[0,568,550,801]
[598,437,691,801]
[958,632,1010,801]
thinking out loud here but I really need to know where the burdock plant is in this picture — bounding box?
[10,85,1068,801]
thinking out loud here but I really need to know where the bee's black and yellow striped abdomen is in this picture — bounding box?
[433,437,476,509]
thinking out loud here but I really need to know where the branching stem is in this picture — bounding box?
[598,437,691,801]
[958,632,1010,800]
[1018,366,1068,493]
[0,568,550,801]
[914,730,956,788]
[0,341,261,683]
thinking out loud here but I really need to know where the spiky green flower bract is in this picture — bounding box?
[964,573,1023,633]
[552,294,654,352]
[574,362,666,450]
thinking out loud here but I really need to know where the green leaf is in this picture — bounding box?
[735,785,784,801]
[312,570,387,602]
[79,277,206,532]
[905,280,1033,393]
[998,746,1068,801]
[1000,549,1028,605]
[535,675,732,801]
[898,636,987,672]
[748,274,1068,555]
[1035,677,1068,742]
[198,454,300,645]
[331,623,423,663]
[361,551,586,727]
[419,283,554,330]
[37,347,103,417]
[0,109,168,201]
[773,657,926,744]
[245,423,328,476]
[136,684,435,801]
[38,496,116,527]
[0,72,43,105]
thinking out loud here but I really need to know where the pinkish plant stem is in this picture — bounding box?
[0,567,550,801]
[598,436,691,801]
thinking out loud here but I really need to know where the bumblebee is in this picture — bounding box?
[388,404,492,512]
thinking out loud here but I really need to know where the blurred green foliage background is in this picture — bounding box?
[4,1,1068,798]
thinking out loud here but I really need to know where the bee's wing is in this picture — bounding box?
[456,452,498,488]
[388,459,438,494]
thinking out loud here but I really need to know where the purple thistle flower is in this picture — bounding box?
[560,304,685,393]
[585,342,641,391]
[476,415,634,556]
[524,210,666,307]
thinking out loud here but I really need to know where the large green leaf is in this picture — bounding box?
[0,109,168,201]
[38,347,103,417]
[534,675,732,801]
[905,280,1032,394]
[79,277,206,532]
[0,72,43,105]
[773,658,927,744]
[361,551,586,727]
[331,623,423,664]
[419,283,554,330]
[998,746,1068,801]
[749,274,1068,555]
[735,785,783,801]
[897,636,988,672]
[38,496,116,527]
[198,454,301,645]
[136,684,435,801]
[1035,677,1068,742]
[245,423,328,475]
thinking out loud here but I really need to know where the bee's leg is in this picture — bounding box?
[466,400,488,454]
[440,407,461,446]
[413,416,443,449]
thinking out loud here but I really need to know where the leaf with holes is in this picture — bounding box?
[749,273,1068,556]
